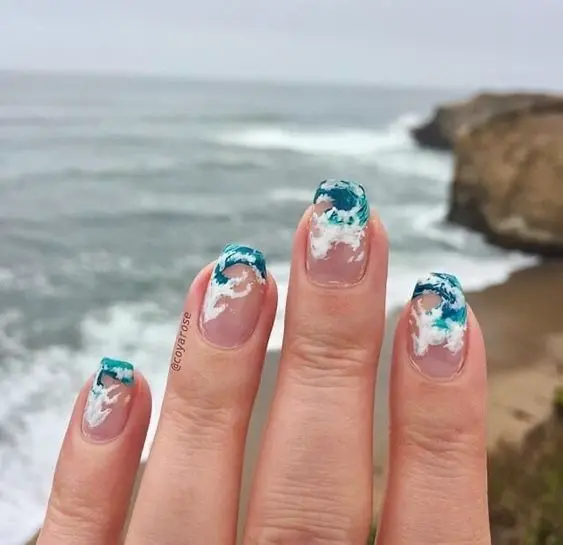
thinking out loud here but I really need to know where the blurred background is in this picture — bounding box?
[1,2,562,544]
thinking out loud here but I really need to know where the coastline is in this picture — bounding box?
[25,261,563,545]
[467,262,563,450]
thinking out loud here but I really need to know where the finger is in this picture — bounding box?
[244,180,388,544]
[377,274,490,545]
[38,360,151,545]
[126,245,277,545]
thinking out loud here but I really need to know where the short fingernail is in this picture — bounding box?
[200,243,267,348]
[307,179,370,286]
[82,357,135,442]
[408,273,468,379]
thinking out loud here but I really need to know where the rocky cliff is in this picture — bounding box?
[411,92,563,150]
[447,101,563,255]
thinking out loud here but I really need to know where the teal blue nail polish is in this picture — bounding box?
[95,357,135,386]
[213,244,267,286]
[313,179,370,229]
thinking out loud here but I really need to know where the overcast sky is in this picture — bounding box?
[1,0,562,89]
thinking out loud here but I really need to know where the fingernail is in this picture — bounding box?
[200,243,267,348]
[408,273,468,379]
[82,357,135,442]
[307,179,370,286]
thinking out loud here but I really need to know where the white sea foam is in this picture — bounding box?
[0,303,174,545]
[267,261,290,351]
[216,126,407,156]
[267,188,313,203]
[375,150,453,183]
[215,114,453,183]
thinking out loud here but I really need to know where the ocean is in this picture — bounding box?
[0,72,536,544]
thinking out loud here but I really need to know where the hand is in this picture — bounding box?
[36,180,491,545]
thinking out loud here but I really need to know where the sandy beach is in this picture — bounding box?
[26,261,563,544]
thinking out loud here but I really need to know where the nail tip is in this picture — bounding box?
[201,243,267,345]
[411,271,468,329]
[412,272,464,300]
[82,357,135,439]
[312,179,370,226]
[98,357,135,385]
[314,178,366,198]
[215,243,267,282]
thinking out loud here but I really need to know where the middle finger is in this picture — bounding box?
[244,180,388,544]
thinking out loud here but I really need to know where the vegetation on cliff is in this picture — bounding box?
[488,387,563,544]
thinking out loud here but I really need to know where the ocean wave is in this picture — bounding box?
[0,288,293,545]
[374,150,453,184]
[215,124,409,156]
[0,263,292,545]
[0,302,174,545]
[214,113,453,183]
[266,188,313,204]
[1,151,272,184]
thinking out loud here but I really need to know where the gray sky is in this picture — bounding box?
[1,0,562,89]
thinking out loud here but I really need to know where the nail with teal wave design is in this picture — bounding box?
[82,357,135,441]
[307,179,370,285]
[409,272,468,379]
[200,243,267,348]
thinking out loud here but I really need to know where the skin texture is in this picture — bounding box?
[36,200,491,545]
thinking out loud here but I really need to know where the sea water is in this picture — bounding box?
[0,72,536,544]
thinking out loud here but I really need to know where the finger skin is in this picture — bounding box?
[38,373,151,545]
[377,307,490,545]
[125,263,277,545]
[244,208,389,545]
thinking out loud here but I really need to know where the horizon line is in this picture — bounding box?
[0,66,546,95]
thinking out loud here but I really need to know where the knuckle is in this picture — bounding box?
[162,390,237,447]
[286,325,371,380]
[246,524,353,545]
[404,415,484,471]
[46,476,104,536]
[246,485,366,545]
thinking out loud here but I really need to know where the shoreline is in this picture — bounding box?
[24,261,563,545]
